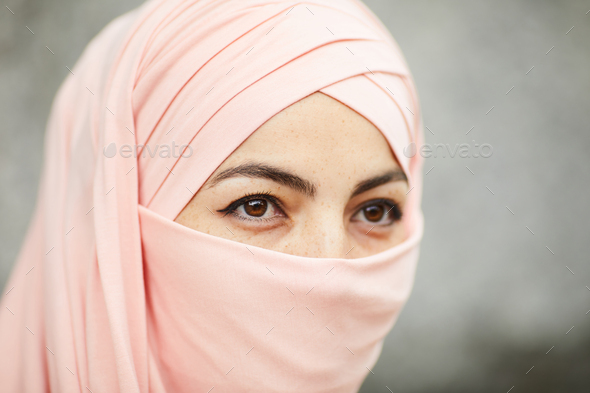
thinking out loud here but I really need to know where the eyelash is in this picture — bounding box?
[217,192,403,224]
[355,198,403,224]
[216,191,286,222]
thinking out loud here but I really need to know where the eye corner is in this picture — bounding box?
[217,191,288,224]
[350,198,403,226]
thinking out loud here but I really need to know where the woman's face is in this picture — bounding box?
[175,92,408,258]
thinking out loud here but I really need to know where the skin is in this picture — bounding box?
[175,92,408,258]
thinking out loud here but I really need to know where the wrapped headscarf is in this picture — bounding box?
[0,0,424,392]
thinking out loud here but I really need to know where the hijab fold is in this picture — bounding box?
[0,1,425,391]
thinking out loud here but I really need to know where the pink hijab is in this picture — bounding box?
[0,0,424,391]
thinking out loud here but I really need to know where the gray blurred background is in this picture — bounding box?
[1,0,589,392]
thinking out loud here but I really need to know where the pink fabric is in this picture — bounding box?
[0,0,425,392]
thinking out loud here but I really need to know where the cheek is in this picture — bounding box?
[350,222,407,257]
[174,199,216,236]
[175,187,232,238]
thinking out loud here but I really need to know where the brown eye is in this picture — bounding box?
[363,205,385,222]
[218,193,286,223]
[244,199,268,217]
[351,199,400,226]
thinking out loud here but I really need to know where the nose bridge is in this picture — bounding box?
[297,208,349,258]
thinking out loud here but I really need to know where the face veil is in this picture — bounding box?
[0,1,425,392]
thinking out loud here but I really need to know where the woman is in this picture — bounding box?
[0,0,424,391]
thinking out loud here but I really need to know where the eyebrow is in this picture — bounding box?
[350,170,407,198]
[207,162,407,198]
[208,163,317,197]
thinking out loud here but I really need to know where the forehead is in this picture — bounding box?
[215,92,401,178]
